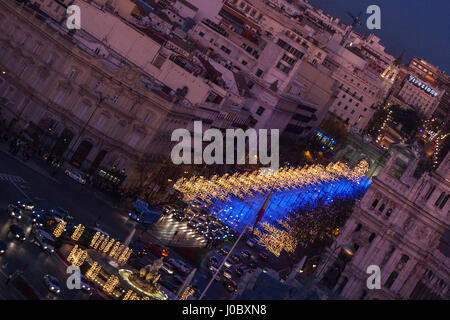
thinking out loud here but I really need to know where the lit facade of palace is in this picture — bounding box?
[316,146,450,300]
[0,0,252,188]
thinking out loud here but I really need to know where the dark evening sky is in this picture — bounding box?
[307,0,450,74]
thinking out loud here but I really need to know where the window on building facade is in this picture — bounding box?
[371,199,379,209]
[96,114,107,130]
[378,203,385,213]
[435,192,449,209]
[368,233,376,243]
[255,68,263,77]
[128,133,140,148]
[276,62,291,74]
[256,106,265,116]
[354,223,362,232]
[384,271,398,289]
[385,208,393,217]
[424,185,436,200]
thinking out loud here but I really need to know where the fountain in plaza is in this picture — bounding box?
[118,257,169,300]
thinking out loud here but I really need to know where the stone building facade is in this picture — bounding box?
[316,145,450,299]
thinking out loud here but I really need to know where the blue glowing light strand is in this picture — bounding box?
[209,177,371,233]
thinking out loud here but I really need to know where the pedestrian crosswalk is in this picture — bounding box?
[0,173,25,184]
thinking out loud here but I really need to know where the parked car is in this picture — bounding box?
[0,240,6,255]
[240,250,251,259]
[224,258,233,268]
[246,238,257,247]
[16,199,35,211]
[65,168,86,184]
[231,253,241,263]
[43,274,61,294]
[223,279,238,293]
[209,256,220,266]
[7,204,22,220]
[223,268,233,280]
[234,265,249,277]
[247,258,258,269]
[9,224,26,241]
[220,247,230,256]
[259,251,269,261]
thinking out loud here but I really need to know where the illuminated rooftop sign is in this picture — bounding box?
[408,75,439,97]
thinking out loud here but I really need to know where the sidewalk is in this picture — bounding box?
[0,142,121,209]
[0,143,59,183]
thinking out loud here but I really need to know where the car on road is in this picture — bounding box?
[204,232,214,241]
[247,258,258,269]
[241,250,251,259]
[246,238,257,247]
[209,256,220,266]
[149,243,169,258]
[187,218,202,229]
[80,278,92,293]
[32,228,56,253]
[16,199,35,211]
[231,253,241,263]
[32,213,50,228]
[223,279,238,293]
[224,257,233,268]
[234,265,249,277]
[196,225,208,235]
[129,242,147,258]
[208,267,222,281]
[220,247,230,256]
[0,240,6,255]
[161,262,174,275]
[7,204,22,220]
[128,209,144,222]
[259,251,269,261]
[49,207,68,222]
[168,258,191,276]
[9,224,26,241]
[65,168,86,184]
[223,268,233,280]
[43,274,61,294]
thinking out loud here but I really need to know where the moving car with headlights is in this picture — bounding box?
[80,275,91,292]
[43,274,61,294]
[241,250,251,259]
[7,204,22,220]
[161,262,174,275]
[128,208,144,222]
[9,224,26,241]
[168,258,191,276]
[0,240,6,255]
[49,207,68,222]
[16,199,35,212]
[65,168,86,184]
[32,228,55,253]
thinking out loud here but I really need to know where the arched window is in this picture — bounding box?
[368,233,376,243]
[354,223,362,232]
[378,203,385,213]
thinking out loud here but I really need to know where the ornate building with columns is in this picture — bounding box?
[316,145,450,300]
[0,0,254,188]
